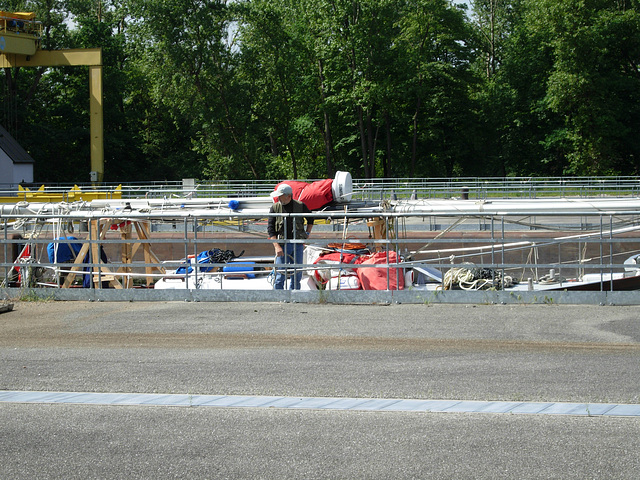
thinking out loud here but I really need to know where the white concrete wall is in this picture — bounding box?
[13,163,33,184]
[0,150,33,185]
[0,150,13,183]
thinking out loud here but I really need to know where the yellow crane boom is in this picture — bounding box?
[0,11,41,55]
[0,12,104,183]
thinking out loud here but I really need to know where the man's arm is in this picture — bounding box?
[267,207,284,256]
[303,204,314,237]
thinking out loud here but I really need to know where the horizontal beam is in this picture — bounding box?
[0,47,104,183]
[0,32,38,55]
[0,48,101,67]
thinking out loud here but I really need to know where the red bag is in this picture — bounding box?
[355,251,404,290]
[298,179,334,210]
[272,179,334,211]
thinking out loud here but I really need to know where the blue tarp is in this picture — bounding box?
[47,236,108,288]
[47,236,82,263]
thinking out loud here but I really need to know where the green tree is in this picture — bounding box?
[398,0,476,177]
[127,0,258,180]
[235,0,326,179]
[470,0,532,176]
[297,0,404,178]
[520,0,640,175]
[472,0,516,78]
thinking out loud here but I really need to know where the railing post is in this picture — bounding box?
[2,216,6,286]
[183,217,189,290]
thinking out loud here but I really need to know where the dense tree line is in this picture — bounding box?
[1,0,639,183]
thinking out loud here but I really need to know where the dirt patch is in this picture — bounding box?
[1,301,638,354]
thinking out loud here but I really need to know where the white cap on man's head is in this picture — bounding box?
[270,183,293,198]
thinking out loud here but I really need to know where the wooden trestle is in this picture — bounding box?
[61,219,165,289]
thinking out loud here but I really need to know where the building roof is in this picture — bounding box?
[0,124,34,164]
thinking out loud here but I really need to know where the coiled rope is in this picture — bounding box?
[443,264,515,291]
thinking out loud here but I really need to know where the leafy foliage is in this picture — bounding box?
[1,0,639,182]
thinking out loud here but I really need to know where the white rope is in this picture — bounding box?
[443,265,515,291]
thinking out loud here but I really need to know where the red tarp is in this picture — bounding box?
[313,252,357,284]
[313,250,405,290]
[355,251,404,290]
[272,179,334,211]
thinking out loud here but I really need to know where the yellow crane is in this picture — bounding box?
[0,12,104,183]
[0,11,41,54]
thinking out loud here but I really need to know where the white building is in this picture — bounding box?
[0,124,34,187]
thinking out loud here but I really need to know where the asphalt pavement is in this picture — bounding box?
[1,301,639,479]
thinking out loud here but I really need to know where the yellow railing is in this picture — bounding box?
[0,185,122,203]
[0,11,41,37]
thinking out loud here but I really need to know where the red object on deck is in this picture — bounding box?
[272,179,334,211]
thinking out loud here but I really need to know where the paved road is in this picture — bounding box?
[1,301,639,479]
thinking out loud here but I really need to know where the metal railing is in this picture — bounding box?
[2,176,640,203]
[2,209,640,304]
